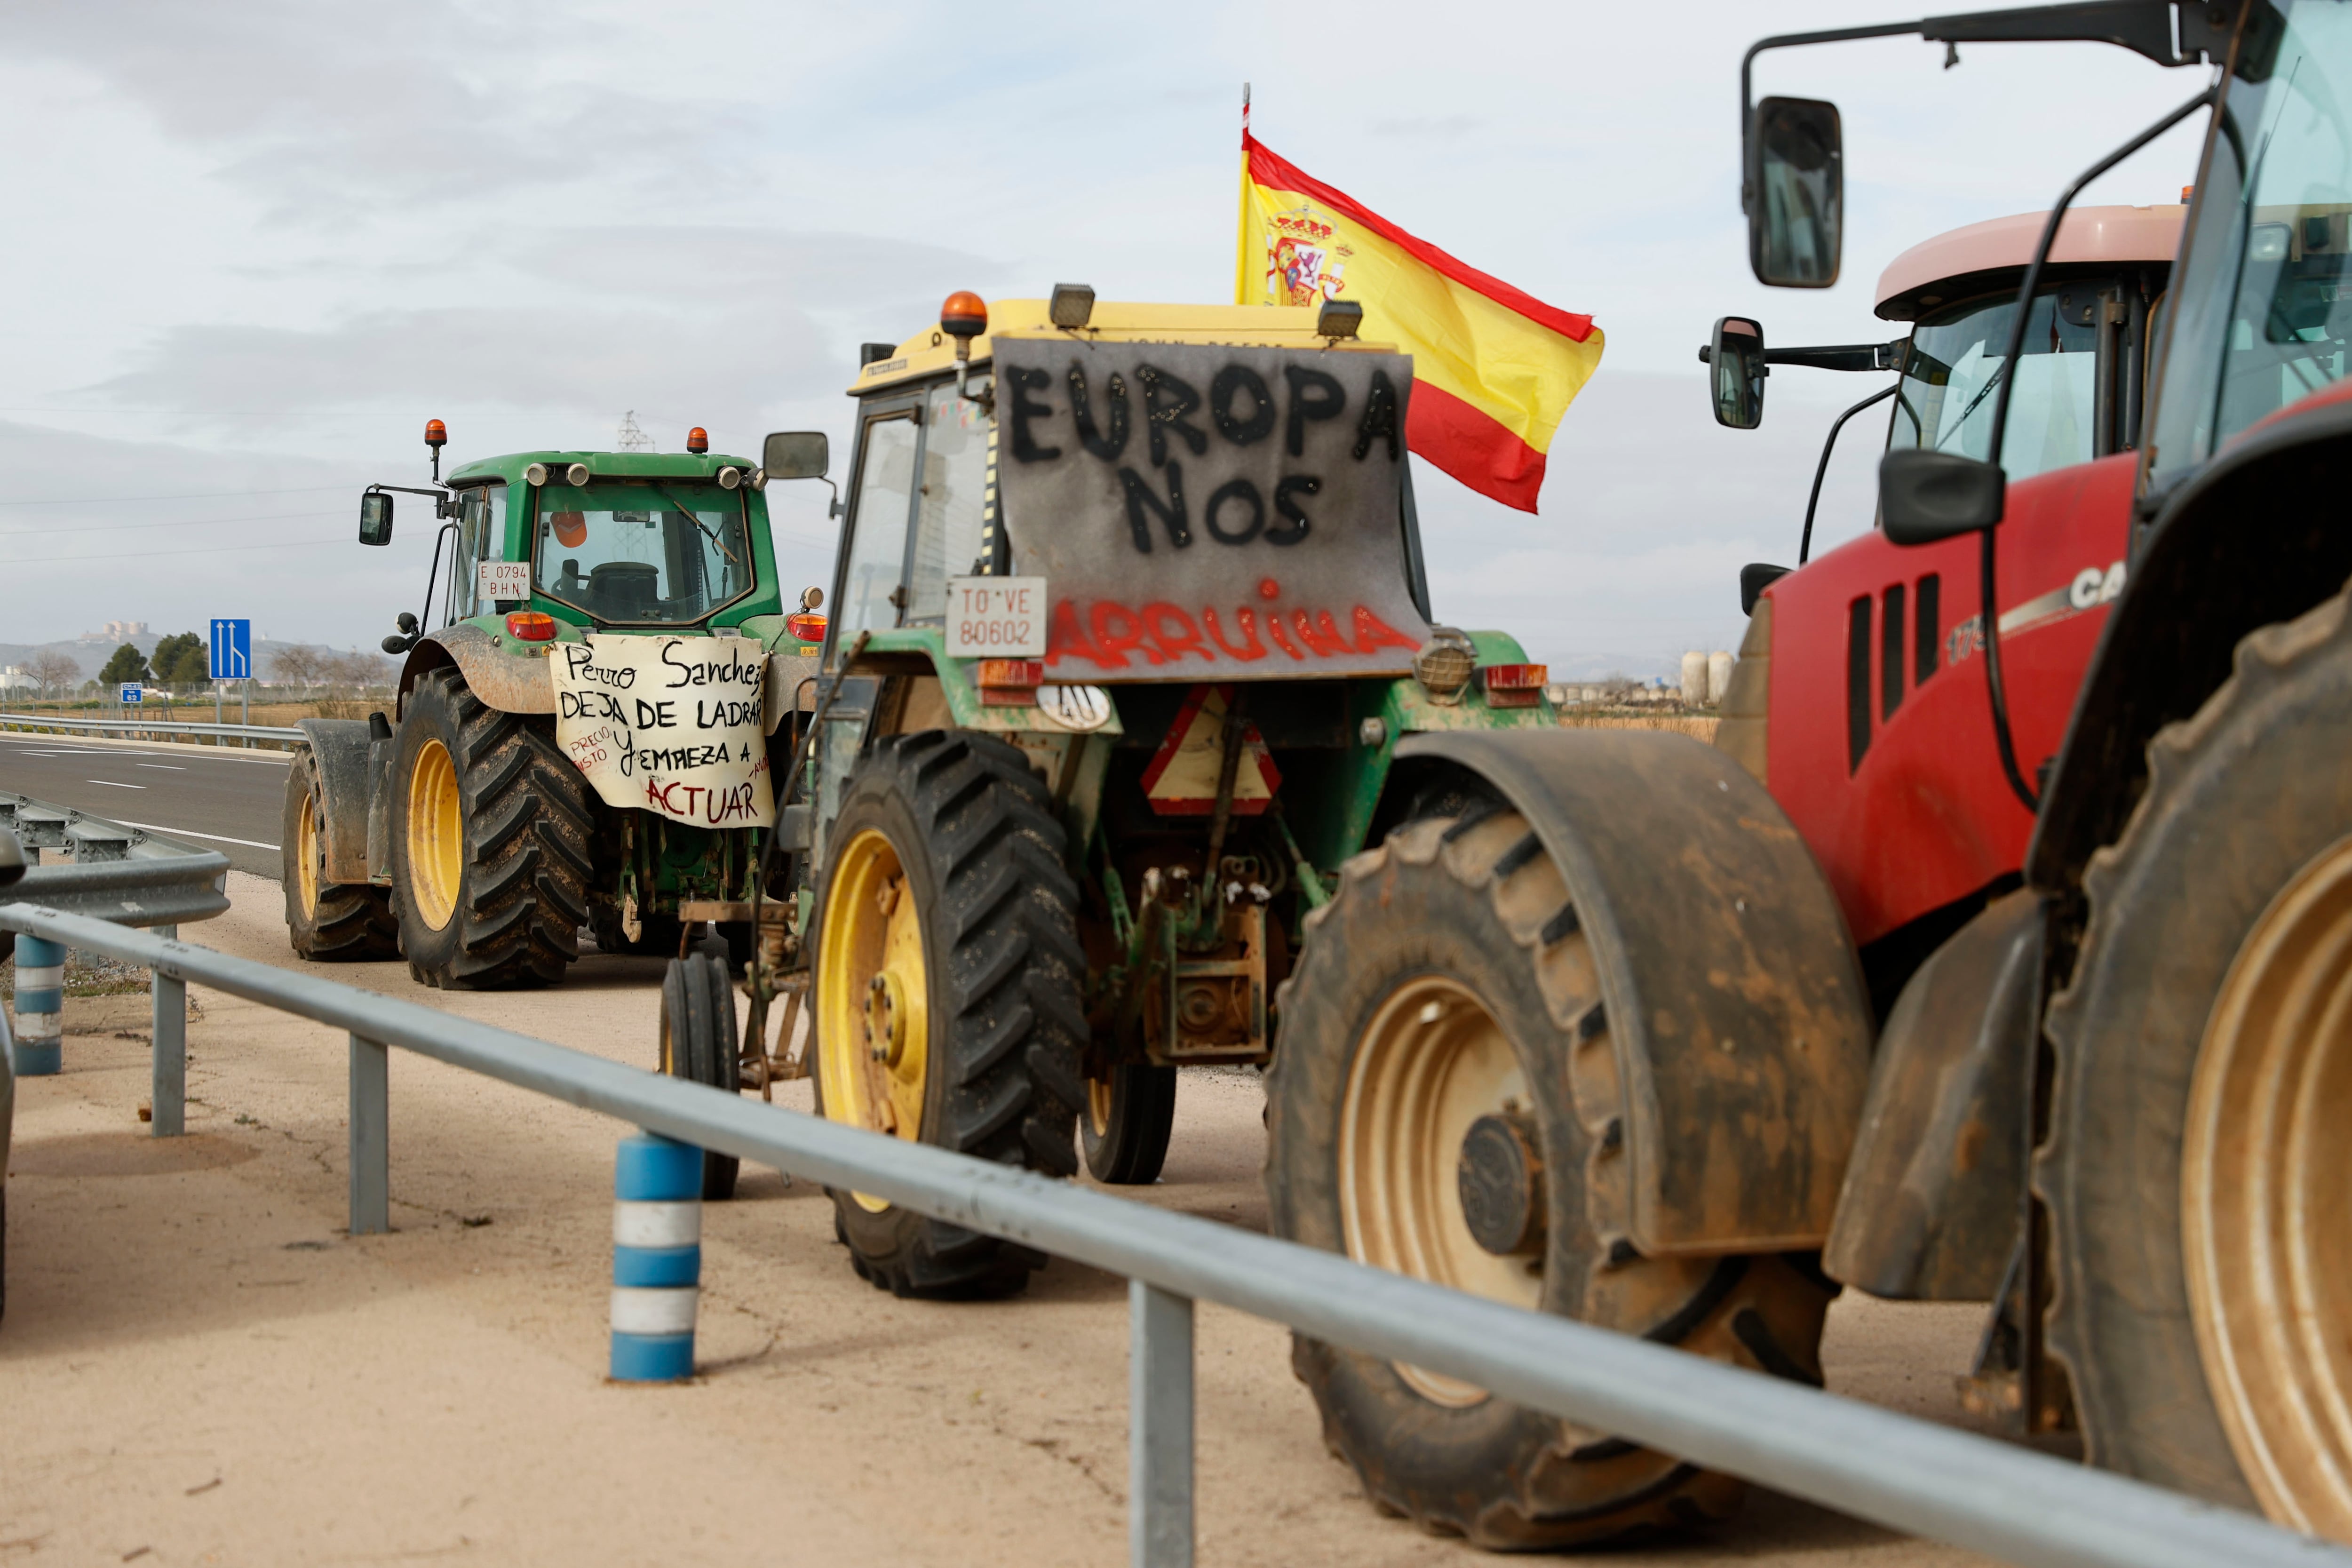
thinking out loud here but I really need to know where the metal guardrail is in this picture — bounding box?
[0,901,2343,1568]
[0,712,306,746]
[0,793,232,929]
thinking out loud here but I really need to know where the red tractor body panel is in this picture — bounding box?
[1763,453,2137,947]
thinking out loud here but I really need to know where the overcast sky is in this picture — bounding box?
[0,2,2212,677]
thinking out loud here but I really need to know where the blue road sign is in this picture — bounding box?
[209,619,252,680]
[119,683,143,705]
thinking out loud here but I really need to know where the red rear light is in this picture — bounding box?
[975,658,1042,706]
[1481,662,1547,708]
[785,612,827,644]
[506,611,556,642]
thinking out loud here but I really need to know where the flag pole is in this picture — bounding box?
[1234,82,1252,306]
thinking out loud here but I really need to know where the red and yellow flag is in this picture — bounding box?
[1237,132,1603,513]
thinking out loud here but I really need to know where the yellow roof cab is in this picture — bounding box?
[848,297,1399,396]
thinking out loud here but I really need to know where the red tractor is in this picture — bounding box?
[1263,0,2352,1546]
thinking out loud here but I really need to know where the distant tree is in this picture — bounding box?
[326,649,395,693]
[97,644,150,687]
[24,648,79,700]
[151,631,208,687]
[269,643,326,696]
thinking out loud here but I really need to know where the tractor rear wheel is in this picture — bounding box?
[1266,801,1834,1548]
[1081,1061,1177,1185]
[660,951,742,1201]
[2042,587,2352,1539]
[810,730,1086,1297]
[281,749,397,961]
[389,668,595,989]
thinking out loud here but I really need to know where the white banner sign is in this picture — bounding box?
[478,560,532,604]
[550,633,775,829]
[945,576,1048,658]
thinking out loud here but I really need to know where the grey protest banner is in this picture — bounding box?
[991,338,1432,678]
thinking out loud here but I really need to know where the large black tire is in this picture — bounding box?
[810,730,1086,1298]
[2041,586,2352,1534]
[281,749,398,961]
[388,668,595,988]
[1266,801,1834,1548]
[1081,1062,1177,1185]
[660,952,742,1201]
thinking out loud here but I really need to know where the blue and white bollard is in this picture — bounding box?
[11,935,64,1076]
[611,1132,701,1382]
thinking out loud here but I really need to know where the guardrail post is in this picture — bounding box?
[1128,1280,1195,1568]
[150,924,183,1136]
[349,1033,389,1234]
[611,1132,700,1381]
[11,933,64,1076]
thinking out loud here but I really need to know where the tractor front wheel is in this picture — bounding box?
[810,731,1086,1297]
[660,951,743,1201]
[389,668,595,988]
[281,749,397,961]
[1266,801,1833,1548]
[1081,1061,1177,1185]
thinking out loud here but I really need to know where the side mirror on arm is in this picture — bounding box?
[1706,317,1767,429]
[359,491,394,546]
[1880,449,2004,545]
[1748,96,1843,289]
[761,432,829,481]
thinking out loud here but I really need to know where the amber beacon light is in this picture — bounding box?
[425,417,448,480]
[686,427,709,454]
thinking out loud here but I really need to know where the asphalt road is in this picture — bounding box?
[0,731,290,879]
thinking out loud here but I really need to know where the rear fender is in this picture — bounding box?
[397,623,554,720]
[1823,889,2042,1299]
[294,718,374,884]
[1388,729,1875,1254]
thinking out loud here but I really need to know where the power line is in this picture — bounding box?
[0,536,350,566]
[0,484,353,507]
[0,508,345,538]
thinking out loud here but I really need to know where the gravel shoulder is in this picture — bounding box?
[1,872,2001,1566]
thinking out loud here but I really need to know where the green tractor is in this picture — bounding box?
[730,288,1558,1298]
[282,420,828,1006]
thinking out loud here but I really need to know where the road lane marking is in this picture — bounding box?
[135,763,186,771]
[87,779,147,788]
[114,820,280,851]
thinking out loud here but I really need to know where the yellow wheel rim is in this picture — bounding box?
[817,827,930,1211]
[1088,1072,1114,1137]
[405,738,463,932]
[296,787,322,919]
[1339,974,1541,1407]
[2186,832,2352,1541]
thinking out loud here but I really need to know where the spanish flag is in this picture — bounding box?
[1237,132,1604,513]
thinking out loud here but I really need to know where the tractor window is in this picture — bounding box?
[2147,0,2352,493]
[530,478,752,625]
[834,413,920,653]
[1886,287,2099,483]
[906,383,992,622]
[446,484,508,622]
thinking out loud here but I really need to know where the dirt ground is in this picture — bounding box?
[1,873,2004,1566]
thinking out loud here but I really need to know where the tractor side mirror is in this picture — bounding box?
[0,827,25,890]
[359,491,394,546]
[1709,317,1767,430]
[1749,96,1843,289]
[1881,449,2004,545]
[762,432,829,481]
